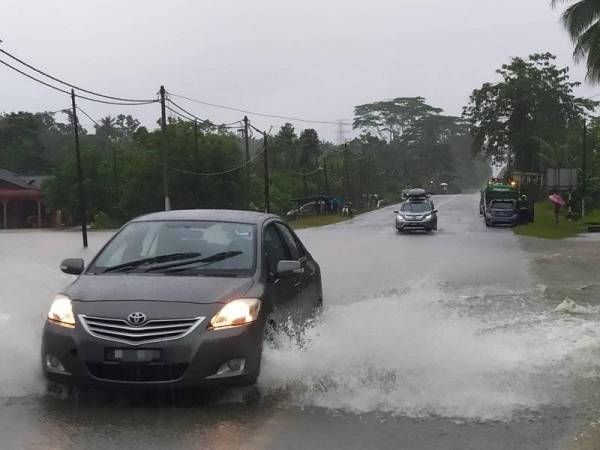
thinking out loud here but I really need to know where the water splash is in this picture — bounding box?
[259,287,600,420]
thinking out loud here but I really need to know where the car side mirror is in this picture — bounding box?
[60,258,84,275]
[434,209,438,214]
[277,260,303,277]
[393,210,399,214]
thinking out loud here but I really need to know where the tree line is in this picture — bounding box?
[0,96,489,226]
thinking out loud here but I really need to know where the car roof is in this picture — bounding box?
[131,209,280,225]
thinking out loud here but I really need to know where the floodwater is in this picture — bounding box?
[1,194,600,449]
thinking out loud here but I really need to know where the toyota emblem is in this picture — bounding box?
[127,312,147,326]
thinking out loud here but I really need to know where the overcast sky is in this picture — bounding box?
[1,0,597,141]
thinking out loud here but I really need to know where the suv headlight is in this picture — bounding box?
[396,215,405,222]
[210,299,261,329]
[48,294,75,326]
[424,214,433,220]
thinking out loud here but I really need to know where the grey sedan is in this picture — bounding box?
[42,210,322,390]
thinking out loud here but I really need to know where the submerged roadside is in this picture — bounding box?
[518,234,600,449]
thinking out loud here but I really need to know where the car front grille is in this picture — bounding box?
[86,362,187,382]
[79,315,205,345]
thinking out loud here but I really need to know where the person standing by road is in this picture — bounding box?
[549,191,565,224]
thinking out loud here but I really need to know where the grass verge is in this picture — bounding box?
[513,201,597,240]
[288,214,350,230]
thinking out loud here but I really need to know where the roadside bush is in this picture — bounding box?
[92,211,114,229]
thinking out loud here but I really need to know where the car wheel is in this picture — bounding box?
[485,220,492,227]
[396,228,404,234]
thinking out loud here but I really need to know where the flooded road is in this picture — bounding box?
[1,194,600,449]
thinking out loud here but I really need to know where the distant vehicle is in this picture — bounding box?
[394,195,438,233]
[286,201,318,218]
[485,199,519,227]
[42,210,323,390]
[480,180,534,227]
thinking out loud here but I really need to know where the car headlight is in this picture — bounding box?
[396,215,405,222]
[424,214,432,220]
[210,299,261,329]
[48,294,75,326]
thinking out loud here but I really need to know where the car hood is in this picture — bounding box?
[63,274,255,304]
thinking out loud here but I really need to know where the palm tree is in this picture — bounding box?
[552,0,600,82]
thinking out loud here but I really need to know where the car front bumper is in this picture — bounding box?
[396,218,434,231]
[486,214,518,226]
[41,301,264,389]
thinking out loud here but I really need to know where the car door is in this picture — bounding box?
[274,222,319,319]
[429,200,438,228]
[262,222,300,326]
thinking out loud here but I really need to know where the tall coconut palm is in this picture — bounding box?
[552,0,600,82]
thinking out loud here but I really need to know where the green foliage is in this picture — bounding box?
[350,97,491,198]
[353,97,443,141]
[92,211,114,229]
[552,0,600,83]
[3,95,492,224]
[464,53,596,171]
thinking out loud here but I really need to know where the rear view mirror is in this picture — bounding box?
[393,210,399,214]
[60,258,84,275]
[277,260,303,277]
[434,209,438,214]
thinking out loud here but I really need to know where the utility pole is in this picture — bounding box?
[70,89,88,248]
[344,143,350,200]
[358,150,364,209]
[303,171,308,198]
[193,119,200,204]
[263,132,270,213]
[582,120,588,217]
[159,86,171,211]
[243,116,250,180]
[323,157,330,195]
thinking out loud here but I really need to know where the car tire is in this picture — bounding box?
[485,220,492,227]
[396,228,404,234]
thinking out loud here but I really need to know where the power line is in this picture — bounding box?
[163,145,266,177]
[0,58,157,106]
[166,99,244,129]
[1,108,70,118]
[289,166,323,177]
[166,98,213,124]
[0,48,155,103]
[167,91,353,126]
[76,106,99,127]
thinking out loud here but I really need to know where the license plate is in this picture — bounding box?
[105,348,163,363]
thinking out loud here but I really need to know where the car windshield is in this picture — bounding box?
[491,201,515,210]
[91,221,255,275]
[401,202,431,213]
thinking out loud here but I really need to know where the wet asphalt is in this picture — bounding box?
[1,194,599,450]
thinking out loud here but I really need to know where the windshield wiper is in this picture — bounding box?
[102,252,202,273]
[149,251,244,273]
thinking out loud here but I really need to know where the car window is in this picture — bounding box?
[275,222,302,260]
[401,202,432,213]
[300,202,315,212]
[263,223,291,274]
[92,221,255,273]
[491,201,515,209]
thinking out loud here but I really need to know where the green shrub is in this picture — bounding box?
[92,211,114,230]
